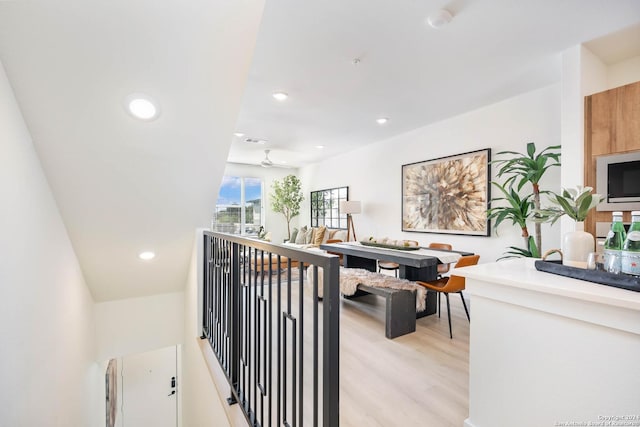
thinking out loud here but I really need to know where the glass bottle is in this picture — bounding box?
[621,211,640,276]
[603,211,626,273]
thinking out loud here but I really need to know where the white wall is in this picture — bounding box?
[559,45,609,234]
[561,45,608,190]
[222,163,300,243]
[608,54,640,88]
[0,61,99,426]
[299,85,562,262]
[181,229,231,427]
[95,292,184,361]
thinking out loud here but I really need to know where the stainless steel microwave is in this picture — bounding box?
[596,151,640,211]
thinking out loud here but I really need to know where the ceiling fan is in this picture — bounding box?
[227,149,293,169]
[259,149,291,168]
[261,149,274,167]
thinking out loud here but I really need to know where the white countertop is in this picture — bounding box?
[456,258,640,312]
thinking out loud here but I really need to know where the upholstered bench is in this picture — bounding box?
[348,284,418,339]
[309,266,426,339]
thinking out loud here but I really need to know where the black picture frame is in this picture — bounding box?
[105,359,118,427]
[402,148,491,236]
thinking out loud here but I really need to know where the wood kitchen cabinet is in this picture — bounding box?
[584,80,640,234]
[615,82,640,153]
[587,87,617,156]
[585,80,640,157]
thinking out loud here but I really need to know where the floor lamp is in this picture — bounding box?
[340,200,361,242]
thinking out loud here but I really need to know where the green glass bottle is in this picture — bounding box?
[621,211,640,276]
[604,211,626,273]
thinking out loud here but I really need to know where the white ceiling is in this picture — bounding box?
[0,0,265,301]
[229,0,640,168]
[584,22,640,64]
[1,0,639,302]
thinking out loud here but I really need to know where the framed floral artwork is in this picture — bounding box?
[402,148,491,236]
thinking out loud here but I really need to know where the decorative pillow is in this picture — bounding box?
[289,228,299,243]
[327,229,337,239]
[295,226,307,244]
[323,228,341,243]
[313,226,327,245]
[332,229,348,242]
[304,227,315,244]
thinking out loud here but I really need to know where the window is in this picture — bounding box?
[213,176,263,235]
[310,186,348,229]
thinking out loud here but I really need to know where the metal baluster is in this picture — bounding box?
[312,264,319,427]
[298,261,304,427]
[201,232,340,427]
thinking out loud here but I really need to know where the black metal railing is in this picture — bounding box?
[202,231,340,427]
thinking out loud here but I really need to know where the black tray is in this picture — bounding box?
[534,260,640,293]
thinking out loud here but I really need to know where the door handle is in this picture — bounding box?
[168,376,176,396]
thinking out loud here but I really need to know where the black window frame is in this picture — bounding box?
[310,186,349,229]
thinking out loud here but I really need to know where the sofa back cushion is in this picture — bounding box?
[304,227,315,244]
[330,229,348,242]
[295,226,308,244]
[291,226,349,245]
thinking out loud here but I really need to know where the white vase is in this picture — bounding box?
[562,221,594,268]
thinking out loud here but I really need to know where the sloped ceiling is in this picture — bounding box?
[0,0,265,301]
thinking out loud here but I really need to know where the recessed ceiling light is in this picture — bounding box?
[427,9,453,29]
[376,117,389,125]
[125,93,160,121]
[315,145,324,149]
[272,92,289,101]
[139,251,155,260]
[234,132,245,137]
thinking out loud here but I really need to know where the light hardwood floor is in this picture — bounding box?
[337,292,469,427]
[203,276,470,427]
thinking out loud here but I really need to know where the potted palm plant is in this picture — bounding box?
[487,182,538,258]
[488,142,561,259]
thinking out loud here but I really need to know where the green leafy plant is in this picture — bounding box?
[500,237,540,259]
[534,186,604,224]
[270,174,304,240]
[491,142,561,253]
[487,182,538,258]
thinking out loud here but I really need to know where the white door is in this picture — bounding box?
[119,345,178,427]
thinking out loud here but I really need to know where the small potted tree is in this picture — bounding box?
[270,174,304,241]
